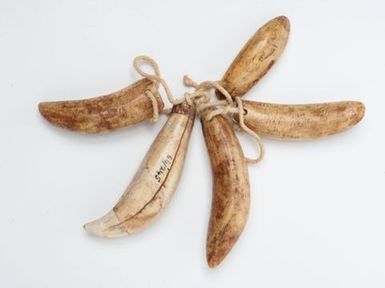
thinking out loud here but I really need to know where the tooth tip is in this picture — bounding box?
[206,249,225,268]
[38,101,57,121]
[38,102,48,115]
[356,102,366,120]
[275,15,290,32]
[84,210,127,238]
[207,255,221,268]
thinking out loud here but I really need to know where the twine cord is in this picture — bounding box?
[133,55,264,164]
[133,56,184,106]
[234,97,265,164]
[143,90,159,123]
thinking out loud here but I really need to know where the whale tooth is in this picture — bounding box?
[201,114,250,268]
[84,103,195,236]
[239,100,365,139]
[39,78,164,133]
[217,16,290,99]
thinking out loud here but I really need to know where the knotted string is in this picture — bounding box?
[133,55,265,164]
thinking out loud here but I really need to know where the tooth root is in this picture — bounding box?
[217,16,290,99]
[39,78,164,133]
[201,114,250,268]
[240,100,365,140]
[84,102,195,237]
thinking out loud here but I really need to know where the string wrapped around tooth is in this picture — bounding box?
[133,55,265,164]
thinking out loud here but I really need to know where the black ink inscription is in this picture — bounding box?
[155,154,173,183]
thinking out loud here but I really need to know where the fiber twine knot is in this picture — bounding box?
[133,55,265,164]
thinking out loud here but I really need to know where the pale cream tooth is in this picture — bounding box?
[84,103,195,236]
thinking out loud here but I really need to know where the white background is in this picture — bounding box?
[0,0,384,287]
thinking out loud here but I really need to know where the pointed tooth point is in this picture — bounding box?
[83,210,127,238]
[275,15,290,32]
[207,259,219,269]
[38,102,49,116]
[206,250,225,268]
[207,256,221,269]
[355,102,366,122]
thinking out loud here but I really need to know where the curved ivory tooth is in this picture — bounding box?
[239,100,365,140]
[39,78,164,133]
[217,16,290,99]
[201,114,250,268]
[84,102,195,237]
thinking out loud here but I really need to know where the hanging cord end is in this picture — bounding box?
[234,97,265,164]
[183,75,198,88]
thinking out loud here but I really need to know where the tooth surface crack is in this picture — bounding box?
[111,114,192,229]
